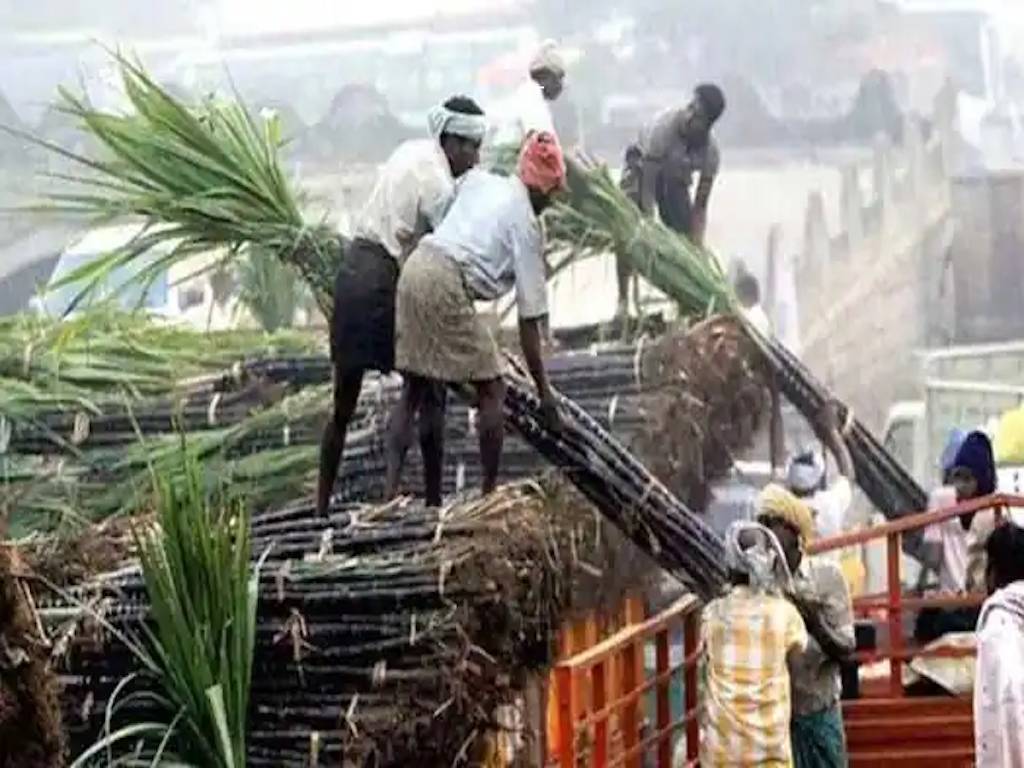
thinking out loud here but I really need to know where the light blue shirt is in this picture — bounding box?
[428,169,548,319]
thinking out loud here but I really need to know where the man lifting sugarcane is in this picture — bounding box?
[316,96,487,517]
[617,84,726,320]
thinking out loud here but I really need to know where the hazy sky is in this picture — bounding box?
[212,0,519,37]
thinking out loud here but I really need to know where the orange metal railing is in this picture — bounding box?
[547,594,703,768]
[546,493,1024,766]
[808,492,1024,696]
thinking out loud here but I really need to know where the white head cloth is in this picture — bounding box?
[426,103,487,142]
[786,448,826,495]
[529,39,566,77]
[723,520,794,595]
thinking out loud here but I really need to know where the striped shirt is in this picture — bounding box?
[701,586,808,767]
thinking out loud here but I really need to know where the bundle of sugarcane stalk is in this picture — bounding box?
[37,478,658,766]
[554,158,928,520]
[18,54,727,599]
[0,308,321,447]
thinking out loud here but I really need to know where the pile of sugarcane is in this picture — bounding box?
[13,342,725,598]
[38,479,658,766]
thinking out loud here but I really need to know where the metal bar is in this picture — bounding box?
[809,493,1024,554]
[556,666,576,767]
[592,660,608,768]
[619,640,640,768]
[887,532,903,697]
[655,629,671,768]
[684,613,700,764]
[558,595,699,671]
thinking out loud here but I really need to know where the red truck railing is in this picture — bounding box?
[548,594,702,768]
[808,492,1023,697]
[546,493,1024,766]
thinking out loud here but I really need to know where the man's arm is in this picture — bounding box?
[690,172,715,245]
[789,566,855,662]
[818,402,855,480]
[519,316,553,398]
[510,218,560,428]
[638,156,659,214]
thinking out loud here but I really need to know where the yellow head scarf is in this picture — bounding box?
[757,483,815,548]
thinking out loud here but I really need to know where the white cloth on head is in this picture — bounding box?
[529,39,565,76]
[426,103,487,142]
[354,139,455,263]
[723,520,794,594]
[975,581,1024,767]
[787,450,825,495]
[427,169,548,319]
[486,79,556,150]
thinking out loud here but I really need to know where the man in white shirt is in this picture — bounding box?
[787,404,856,544]
[317,96,486,517]
[486,40,566,151]
[974,522,1024,767]
[390,132,565,500]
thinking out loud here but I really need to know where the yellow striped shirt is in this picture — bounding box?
[701,586,808,766]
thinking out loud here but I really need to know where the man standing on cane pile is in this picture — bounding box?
[617,84,726,319]
[758,484,855,768]
[390,132,565,501]
[316,96,486,517]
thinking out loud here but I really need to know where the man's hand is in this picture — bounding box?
[539,391,563,433]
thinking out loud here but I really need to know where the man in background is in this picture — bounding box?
[787,404,856,543]
[617,84,726,318]
[487,40,566,151]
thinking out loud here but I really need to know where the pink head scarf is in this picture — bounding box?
[517,131,566,195]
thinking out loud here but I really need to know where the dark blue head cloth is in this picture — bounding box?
[952,430,997,497]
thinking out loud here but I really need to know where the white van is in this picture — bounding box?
[32,225,239,330]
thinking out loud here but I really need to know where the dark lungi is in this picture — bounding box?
[330,238,400,374]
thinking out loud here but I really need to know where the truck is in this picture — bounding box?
[881,340,1024,494]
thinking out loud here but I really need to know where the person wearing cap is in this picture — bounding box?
[390,132,565,501]
[487,40,567,151]
[616,84,726,318]
[316,96,487,517]
[787,403,856,542]
[915,430,998,646]
[758,484,855,768]
[702,517,807,766]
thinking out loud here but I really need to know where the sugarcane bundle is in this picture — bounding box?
[20,55,726,598]
[553,157,928,519]
[632,315,769,511]
[36,478,659,766]
[0,307,322,447]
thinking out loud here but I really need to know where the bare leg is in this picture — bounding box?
[475,378,506,495]
[384,375,433,501]
[418,381,448,506]
[315,368,364,518]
